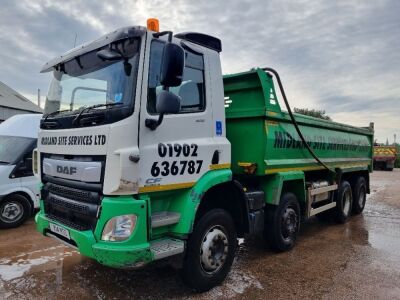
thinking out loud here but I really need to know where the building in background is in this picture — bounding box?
[0,81,42,122]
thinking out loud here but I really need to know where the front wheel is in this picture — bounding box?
[265,193,300,252]
[182,209,237,292]
[0,194,31,229]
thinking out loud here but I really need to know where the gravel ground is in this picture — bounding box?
[0,170,399,299]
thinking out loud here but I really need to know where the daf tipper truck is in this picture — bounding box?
[34,21,374,291]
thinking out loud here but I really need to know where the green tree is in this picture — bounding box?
[293,108,332,121]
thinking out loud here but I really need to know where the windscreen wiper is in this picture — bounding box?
[0,160,10,164]
[72,102,123,126]
[43,109,71,123]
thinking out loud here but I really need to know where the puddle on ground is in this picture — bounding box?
[0,246,78,281]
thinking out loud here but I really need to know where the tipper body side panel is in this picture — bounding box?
[223,68,374,176]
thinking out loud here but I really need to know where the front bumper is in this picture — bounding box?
[35,195,153,268]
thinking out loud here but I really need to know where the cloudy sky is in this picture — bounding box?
[0,0,399,142]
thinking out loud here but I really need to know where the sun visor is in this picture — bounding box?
[40,26,146,73]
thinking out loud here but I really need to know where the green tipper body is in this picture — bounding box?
[223,68,374,176]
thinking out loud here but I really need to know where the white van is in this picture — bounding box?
[0,114,42,228]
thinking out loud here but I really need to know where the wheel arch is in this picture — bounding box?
[194,180,249,238]
[281,179,306,213]
[341,169,370,193]
[262,171,305,206]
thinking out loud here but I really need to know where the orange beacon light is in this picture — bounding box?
[147,18,160,32]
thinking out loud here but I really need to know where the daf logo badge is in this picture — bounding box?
[56,165,77,175]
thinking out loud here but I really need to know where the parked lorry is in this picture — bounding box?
[34,21,374,291]
[373,145,396,171]
[0,114,41,228]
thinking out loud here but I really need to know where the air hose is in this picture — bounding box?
[262,67,336,175]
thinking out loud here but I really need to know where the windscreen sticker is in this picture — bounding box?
[114,93,123,103]
[216,121,222,136]
[40,134,106,146]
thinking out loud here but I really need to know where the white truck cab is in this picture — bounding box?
[0,114,42,228]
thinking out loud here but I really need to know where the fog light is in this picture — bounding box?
[101,215,137,241]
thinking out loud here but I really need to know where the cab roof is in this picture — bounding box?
[40,26,146,73]
[0,114,42,138]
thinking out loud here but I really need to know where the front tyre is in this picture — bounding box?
[0,194,31,229]
[182,209,237,292]
[265,193,300,252]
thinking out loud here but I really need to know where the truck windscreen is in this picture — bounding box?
[43,38,140,127]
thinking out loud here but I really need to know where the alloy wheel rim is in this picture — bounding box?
[199,226,229,274]
[359,187,366,208]
[343,190,351,216]
[0,202,23,223]
[281,207,298,241]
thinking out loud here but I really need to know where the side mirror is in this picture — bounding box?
[97,49,123,61]
[145,91,181,130]
[160,43,185,87]
[156,90,181,114]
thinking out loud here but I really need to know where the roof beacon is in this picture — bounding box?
[147,18,159,32]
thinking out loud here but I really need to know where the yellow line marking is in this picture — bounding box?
[238,162,254,167]
[139,182,195,193]
[265,121,279,126]
[265,162,370,174]
[265,166,324,174]
[209,163,231,170]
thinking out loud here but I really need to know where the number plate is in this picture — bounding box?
[49,223,70,240]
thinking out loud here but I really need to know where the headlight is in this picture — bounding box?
[32,148,39,176]
[101,214,137,242]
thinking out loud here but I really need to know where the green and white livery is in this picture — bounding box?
[35,23,373,291]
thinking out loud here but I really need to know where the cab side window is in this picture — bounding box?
[147,40,206,114]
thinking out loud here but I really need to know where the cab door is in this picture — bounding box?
[138,39,215,192]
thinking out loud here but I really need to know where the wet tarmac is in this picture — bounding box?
[1,170,400,299]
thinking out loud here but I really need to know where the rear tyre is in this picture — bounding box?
[0,194,31,229]
[334,181,352,223]
[352,177,367,214]
[182,209,237,292]
[265,193,300,252]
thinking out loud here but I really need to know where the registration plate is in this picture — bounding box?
[49,223,70,240]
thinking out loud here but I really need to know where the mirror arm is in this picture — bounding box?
[145,56,171,130]
[153,31,173,42]
[145,113,164,131]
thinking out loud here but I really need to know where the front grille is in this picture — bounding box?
[44,183,101,204]
[46,214,87,231]
[42,182,101,231]
[49,196,90,214]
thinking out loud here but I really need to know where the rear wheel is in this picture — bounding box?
[352,177,367,214]
[265,193,300,252]
[182,209,237,292]
[334,181,352,223]
[0,194,31,229]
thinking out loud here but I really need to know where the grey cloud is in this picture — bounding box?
[0,0,399,142]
